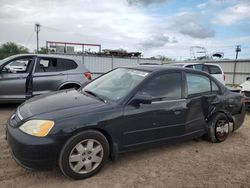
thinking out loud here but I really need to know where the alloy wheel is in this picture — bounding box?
[69,139,104,174]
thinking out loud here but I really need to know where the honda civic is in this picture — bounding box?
[6,66,246,179]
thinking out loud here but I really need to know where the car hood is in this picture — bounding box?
[19,89,106,119]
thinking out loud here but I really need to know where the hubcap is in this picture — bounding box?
[215,119,229,141]
[69,139,104,174]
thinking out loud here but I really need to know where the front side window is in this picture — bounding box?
[139,73,182,100]
[3,57,32,73]
[83,68,149,102]
[186,73,211,96]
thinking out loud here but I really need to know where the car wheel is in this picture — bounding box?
[207,113,230,143]
[59,130,109,179]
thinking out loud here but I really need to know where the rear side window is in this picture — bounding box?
[57,59,77,71]
[35,58,77,72]
[209,65,222,74]
[186,73,211,96]
[139,73,182,100]
[202,65,209,73]
[194,64,203,71]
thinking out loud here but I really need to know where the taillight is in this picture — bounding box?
[241,97,247,104]
[223,74,226,81]
[84,72,92,80]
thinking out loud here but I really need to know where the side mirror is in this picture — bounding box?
[131,93,153,105]
[246,77,250,81]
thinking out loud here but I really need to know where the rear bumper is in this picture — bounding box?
[232,105,246,131]
[245,97,250,109]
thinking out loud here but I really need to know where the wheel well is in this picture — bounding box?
[59,83,81,90]
[208,111,234,131]
[70,128,117,161]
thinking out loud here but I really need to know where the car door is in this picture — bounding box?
[0,56,34,101]
[32,57,68,95]
[121,71,187,149]
[184,72,217,135]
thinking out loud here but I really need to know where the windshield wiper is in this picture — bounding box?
[84,90,106,103]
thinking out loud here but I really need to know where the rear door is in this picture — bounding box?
[0,56,34,101]
[184,72,216,135]
[121,71,187,149]
[32,57,68,95]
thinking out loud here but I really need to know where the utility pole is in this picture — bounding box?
[232,45,241,85]
[35,23,40,53]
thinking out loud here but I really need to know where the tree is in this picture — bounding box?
[35,47,48,54]
[0,42,29,60]
[149,55,174,64]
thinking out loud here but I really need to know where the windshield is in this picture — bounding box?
[83,68,149,102]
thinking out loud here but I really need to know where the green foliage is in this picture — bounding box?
[149,55,174,64]
[0,42,29,60]
[34,47,48,54]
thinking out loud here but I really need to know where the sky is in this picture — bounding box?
[0,0,250,60]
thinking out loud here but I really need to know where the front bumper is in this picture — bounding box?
[6,123,63,170]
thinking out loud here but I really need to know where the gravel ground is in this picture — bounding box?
[0,104,249,188]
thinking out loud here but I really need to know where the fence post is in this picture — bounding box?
[232,60,237,85]
[111,56,114,69]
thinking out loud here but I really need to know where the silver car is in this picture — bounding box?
[0,54,91,103]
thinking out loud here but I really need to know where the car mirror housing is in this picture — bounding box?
[131,93,153,105]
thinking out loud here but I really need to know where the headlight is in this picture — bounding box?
[19,120,54,137]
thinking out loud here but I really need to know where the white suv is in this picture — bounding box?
[170,63,225,85]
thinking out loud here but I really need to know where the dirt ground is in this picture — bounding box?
[0,104,250,188]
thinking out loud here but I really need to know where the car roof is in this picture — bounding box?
[10,54,78,61]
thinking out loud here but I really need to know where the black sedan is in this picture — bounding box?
[6,66,246,179]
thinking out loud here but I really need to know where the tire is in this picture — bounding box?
[206,113,230,143]
[59,130,109,179]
